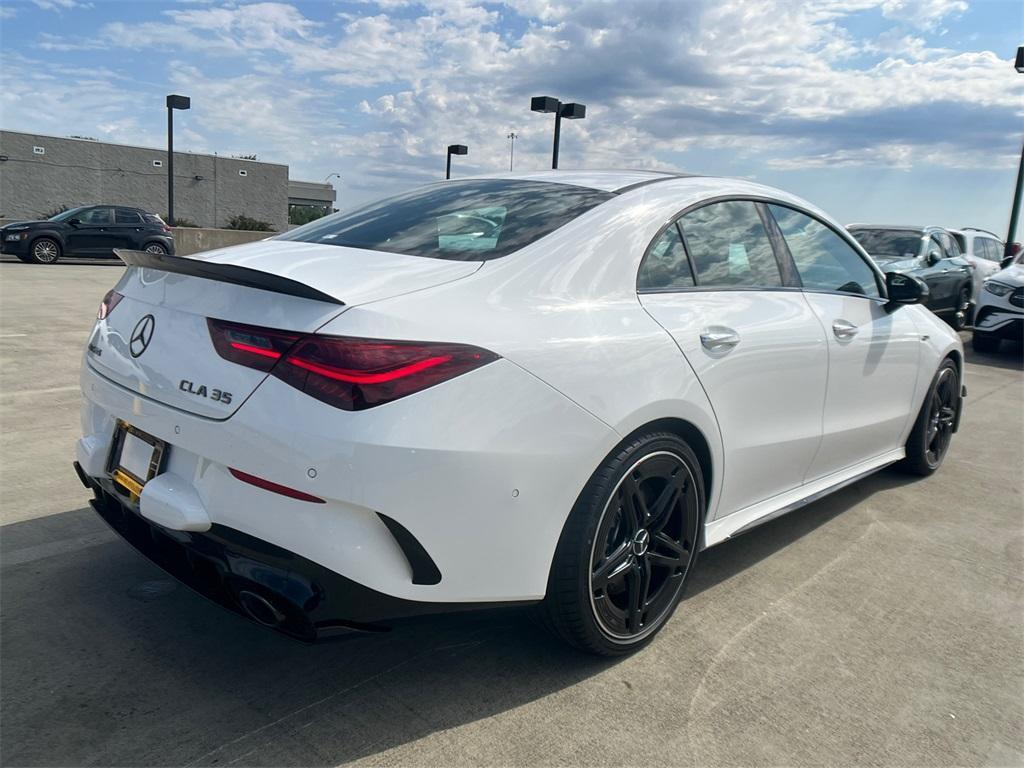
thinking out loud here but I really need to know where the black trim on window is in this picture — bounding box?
[756,202,802,288]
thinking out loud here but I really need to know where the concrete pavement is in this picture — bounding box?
[1,257,1021,767]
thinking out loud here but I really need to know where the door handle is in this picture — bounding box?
[700,326,740,354]
[832,319,859,341]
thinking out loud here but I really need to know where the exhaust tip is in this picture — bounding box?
[237,589,286,628]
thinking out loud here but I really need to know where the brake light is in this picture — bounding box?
[97,290,124,319]
[208,318,498,410]
[208,319,301,372]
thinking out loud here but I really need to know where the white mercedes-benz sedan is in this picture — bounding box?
[75,170,964,654]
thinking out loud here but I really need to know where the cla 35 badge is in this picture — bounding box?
[129,315,155,358]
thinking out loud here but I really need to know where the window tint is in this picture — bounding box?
[677,201,781,287]
[849,229,923,260]
[984,238,1002,261]
[115,209,142,224]
[770,205,880,298]
[277,179,614,261]
[936,231,960,258]
[638,224,694,290]
[79,207,113,225]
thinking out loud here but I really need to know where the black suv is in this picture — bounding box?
[848,224,974,330]
[1,205,176,264]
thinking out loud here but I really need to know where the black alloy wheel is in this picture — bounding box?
[901,358,960,476]
[540,432,704,655]
[589,451,699,641]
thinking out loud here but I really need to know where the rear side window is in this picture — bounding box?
[769,205,880,298]
[115,209,142,224]
[79,207,113,225]
[984,238,1002,261]
[638,224,694,290]
[277,179,614,261]
[677,201,782,288]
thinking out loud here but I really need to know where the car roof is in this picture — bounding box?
[456,169,698,193]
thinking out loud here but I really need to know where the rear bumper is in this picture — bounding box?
[77,463,531,639]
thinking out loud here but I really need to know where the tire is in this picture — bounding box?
[900,358,960,477]
[951,285,971,331]
[28,237,61,264]
[143,242,168,255]
[972,333,1000,354]
[539,431,704,655]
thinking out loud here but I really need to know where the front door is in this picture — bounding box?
[766,204,921,481]
[638,200,828,520]
[66,207,116,256]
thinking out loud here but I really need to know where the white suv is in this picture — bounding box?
[951,228,1005,311]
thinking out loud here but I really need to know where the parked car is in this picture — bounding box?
[75,172,964,655]
[951,228,1005,310]
[1,205,175,264]
[848,224,973,330]
[972,251,1024,353]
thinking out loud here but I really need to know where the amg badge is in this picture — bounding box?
[180,380,232,404]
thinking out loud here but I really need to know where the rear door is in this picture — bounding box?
[638,199,828,519]
[111,208,146,251]
[766,204,921,481]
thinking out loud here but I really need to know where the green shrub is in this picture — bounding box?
[288,205,330,226]
[170,216,199,228]
[224,215,274,232]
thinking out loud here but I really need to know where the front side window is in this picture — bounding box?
[79,207,113,225]
[637,224,694,290]
[936,231,960,259]
[277,179,614,261]
[769,205,880,298]
[677,201,781,288]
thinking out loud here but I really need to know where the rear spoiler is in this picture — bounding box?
[114,249,344,306]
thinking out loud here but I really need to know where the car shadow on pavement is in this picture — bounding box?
[963,340,1023,371]
[0,467,922,767]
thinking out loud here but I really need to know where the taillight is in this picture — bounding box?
[97,290,123,320]
[208,318,498,410]
[275,336,499,410]
[208,319,301,372]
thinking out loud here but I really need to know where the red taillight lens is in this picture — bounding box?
[275,336,499,410]
[207,318,498,410]
[97,290,124,320]
[208,318,301,372]
[228,468,324,503]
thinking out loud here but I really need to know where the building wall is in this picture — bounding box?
[0,130,290,231]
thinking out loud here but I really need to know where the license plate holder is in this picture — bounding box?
[107,421,166,497]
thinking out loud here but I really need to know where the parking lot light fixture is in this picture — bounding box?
[531,96,586,169]
[446,144,468,180]
[165,94,191,227]
[1006,47,1024,256]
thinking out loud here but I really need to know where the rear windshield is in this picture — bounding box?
[277,179,614,261]
[849,229,923,260]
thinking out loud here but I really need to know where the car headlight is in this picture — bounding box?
[4,232,27,241]
[984,281,1014,297]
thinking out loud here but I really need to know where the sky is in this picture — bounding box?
[0,0,1021,234]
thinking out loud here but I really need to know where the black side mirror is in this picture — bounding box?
[885,271,928,311]
[67,218,81,228]
[926,249,942,266]
[1001,255,1015,270]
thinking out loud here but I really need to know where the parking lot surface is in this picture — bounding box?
[1,257,1022,767]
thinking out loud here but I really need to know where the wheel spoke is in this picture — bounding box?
[625,559,651,633]
[592,542,632,591]
[648,532,688,569]
[618,474,646,530]
[648,472,687,534]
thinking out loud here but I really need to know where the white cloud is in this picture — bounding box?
[879,0,968,30]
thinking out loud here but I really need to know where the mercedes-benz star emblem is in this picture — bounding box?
[129,315,155,358]
[632,528,650,557]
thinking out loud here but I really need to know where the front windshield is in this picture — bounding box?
[49,206,89,222]
[850,229,923,261]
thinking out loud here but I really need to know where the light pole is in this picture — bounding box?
[165,94,190,227]
[507,132,518,171]
[531,96,586,169]
[446,144,467,179]
[324,172,341,183]
[1005,46,1024,257]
